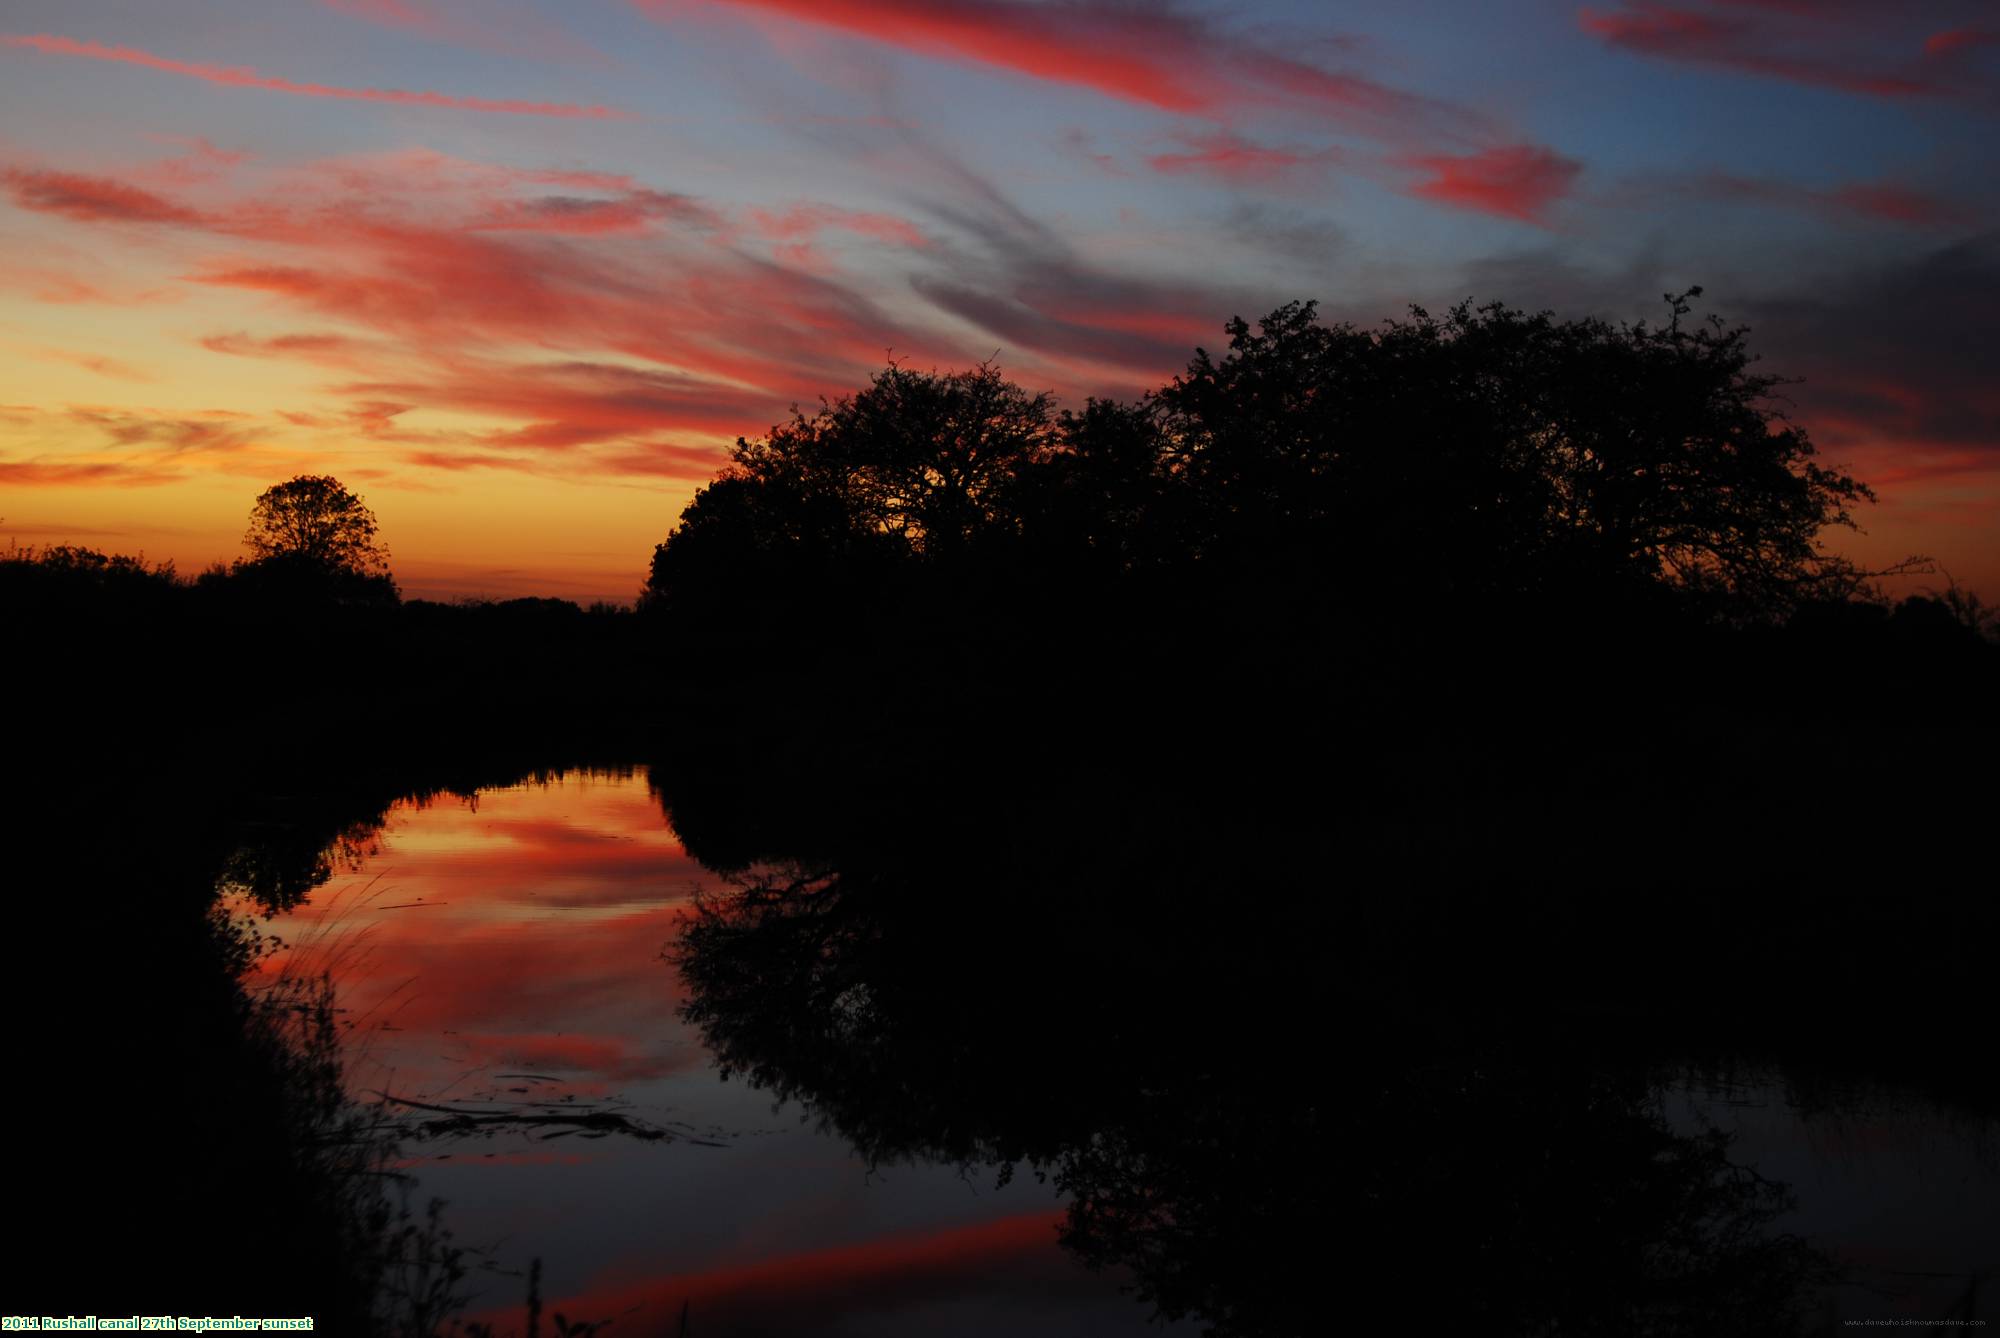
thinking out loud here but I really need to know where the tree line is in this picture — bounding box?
[10,293,1993,675]
[639,295,1989,712]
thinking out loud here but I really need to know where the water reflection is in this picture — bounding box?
[243,771,1180,1337]
[651,731,2000,1336]
[239,771,707,1103]
[674,865,1831,1336]
[235,763,1996,1336]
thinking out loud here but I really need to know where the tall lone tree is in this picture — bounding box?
[244,475,391,577]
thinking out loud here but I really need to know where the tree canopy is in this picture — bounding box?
[646,293,1876,637]
[1150,291,1875,618]
[245,475,392,577]
[729,361,1060,559]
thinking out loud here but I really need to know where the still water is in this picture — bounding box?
[232,768,1997,1335]
[234,769,1179,1335]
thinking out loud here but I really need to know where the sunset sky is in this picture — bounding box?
[3,0,1995,603]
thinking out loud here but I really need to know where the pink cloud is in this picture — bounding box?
[136,135,251,187]
[650,0,1488,147]
[471,192,717,236]
[0,138,1275,487]
[2,167,206,225]
[1578,3,1973,99]
[1402,145,1582,224]
[748,204,930,248]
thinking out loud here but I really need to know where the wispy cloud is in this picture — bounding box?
[31,348,156,382]
[1578,3,1995,101]
[1144,132,1344,187]
[1,32,632,118]
[0,458,179,486]
[1702,174,1973,227]
[2,167,207,225]
[646,0,1490,146]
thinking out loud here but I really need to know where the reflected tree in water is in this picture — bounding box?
[673,864,1831,1337]
[220,810,388,913]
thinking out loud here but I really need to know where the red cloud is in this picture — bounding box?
[325,359,788,447]
[403,440,726,481]
[654,0,1486,147]
[1578,4,1955,98]
[1924,28,1997,57]
[183,196,935,396]
[200,332,378,366]
[1,32,631,118]
[2,167,206,225]
[673,0,1219,113]
[1402,146,1582,224]
[5,138,1271,486]
[403,449,543,473]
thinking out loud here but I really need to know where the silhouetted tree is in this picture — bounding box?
[643,363,1058,616]
[245,474,392,577]
[644,292,1884,638]
[230,475,399,606]
[1152,291,1876,621]
[732,361,1058,558]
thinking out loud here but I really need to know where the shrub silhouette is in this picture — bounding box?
[643,293,1877,650]
[1152,292,1874,620]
